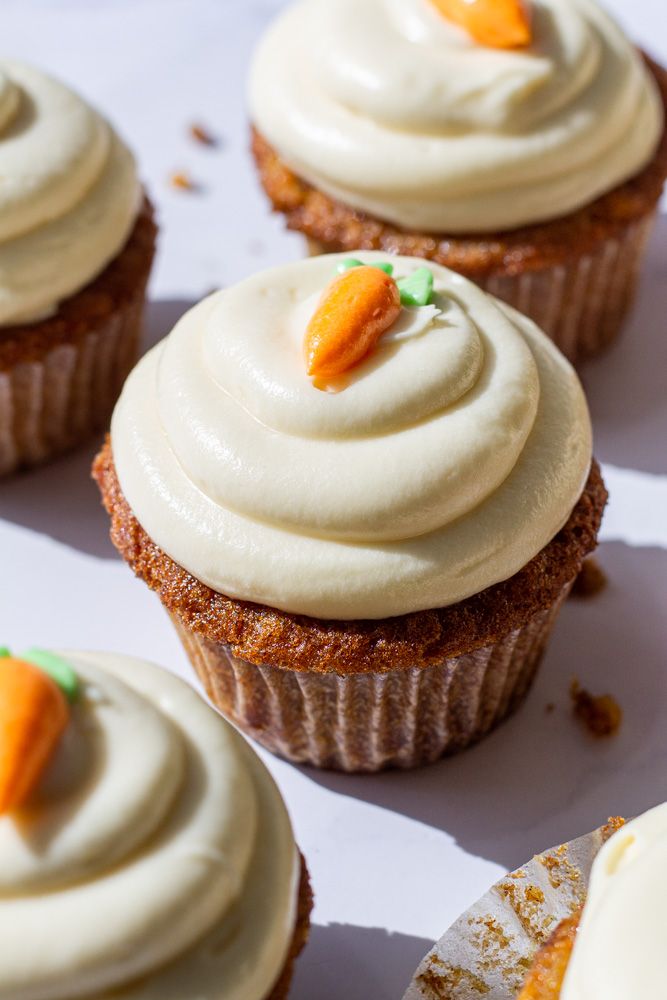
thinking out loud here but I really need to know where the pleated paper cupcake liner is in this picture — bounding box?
[0,296,145,477]
[402,820,621,1000]
[172,582,571,773]
[308,209,656,364]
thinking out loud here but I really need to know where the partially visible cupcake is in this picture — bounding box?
[403,814,628,1000]
[249,0,667,362]
[407,805,667,999]
[0,61,156,476]
[0,646,311,999]
[519,804,667,999]
[95,253,605,772]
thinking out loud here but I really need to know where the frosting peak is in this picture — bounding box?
[249,0,663,233]
[0,61,140,325]
[561,803,667,1000]
[111,254,591,619]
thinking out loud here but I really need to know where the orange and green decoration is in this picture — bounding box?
[0,648,78,815]
[431,0,532,49]
[304,260,435,379]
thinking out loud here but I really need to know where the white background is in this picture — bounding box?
[1,2,666,997]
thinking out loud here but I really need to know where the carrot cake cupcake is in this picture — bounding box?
[404,810,655,999]
[249,0,667,362]
[518,805,665,999]
[0,646,311,999]
[0,60,156,476]
[94,252,606,772]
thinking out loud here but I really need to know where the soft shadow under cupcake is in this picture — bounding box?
[298,541,667,870]
[144,297,198,352]
[290,924,432,1000]
[580,214,667,475]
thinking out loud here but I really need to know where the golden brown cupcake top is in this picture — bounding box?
[94,446,605,674]
[517,913,580,1000]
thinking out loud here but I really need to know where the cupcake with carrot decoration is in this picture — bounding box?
[94,252,606,772]
[249,0,667,363]
[0,60,156,476]
[0,647,311,999]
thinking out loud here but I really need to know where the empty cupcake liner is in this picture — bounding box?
[0,296,145,477]
[402,820,618,1000]
[172,582,571,773]
[308,210,656,364]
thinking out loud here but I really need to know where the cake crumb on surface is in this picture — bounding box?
[571,558,608,599]
[570,680,622,737]
[169,170,197,191]
[189,122,217,146]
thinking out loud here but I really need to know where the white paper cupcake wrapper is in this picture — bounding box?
[0,298,144,477]
[402,822,617,999]
[172,583,570,773]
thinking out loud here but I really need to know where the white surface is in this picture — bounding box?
[1,2,666,998]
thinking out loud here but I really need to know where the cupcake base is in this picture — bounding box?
[0,198,156,477]
[268,853,313,1000]
[516,912,580,1000]
[253,54,667,365]
[94,441,606,774]
[173,588,569,772]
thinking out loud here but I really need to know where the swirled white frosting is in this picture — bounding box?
[111,253,592,620]
[0,61,140,325]
[249,0,663,233]
[561,803,667,1000]
[0,652,299,1000]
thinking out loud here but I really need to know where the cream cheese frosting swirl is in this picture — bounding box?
[0,652,299,1000]
[0,61,140,325]
[249,0,664,233]
[561,803,667,1000]
[111,253,592,620]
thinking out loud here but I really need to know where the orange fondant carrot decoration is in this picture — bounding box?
[305,266,402,379]
[431,0,532,48]
[0,657,69,814]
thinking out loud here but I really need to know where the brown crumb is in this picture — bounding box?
[545,703,555,714]
[570,680,622,738]
[189,122,217,146]
[169,170,197,191]
[602,816,626,840]
[571,558,608,599]
[517,912,580,1000]
[417,957,491,997]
